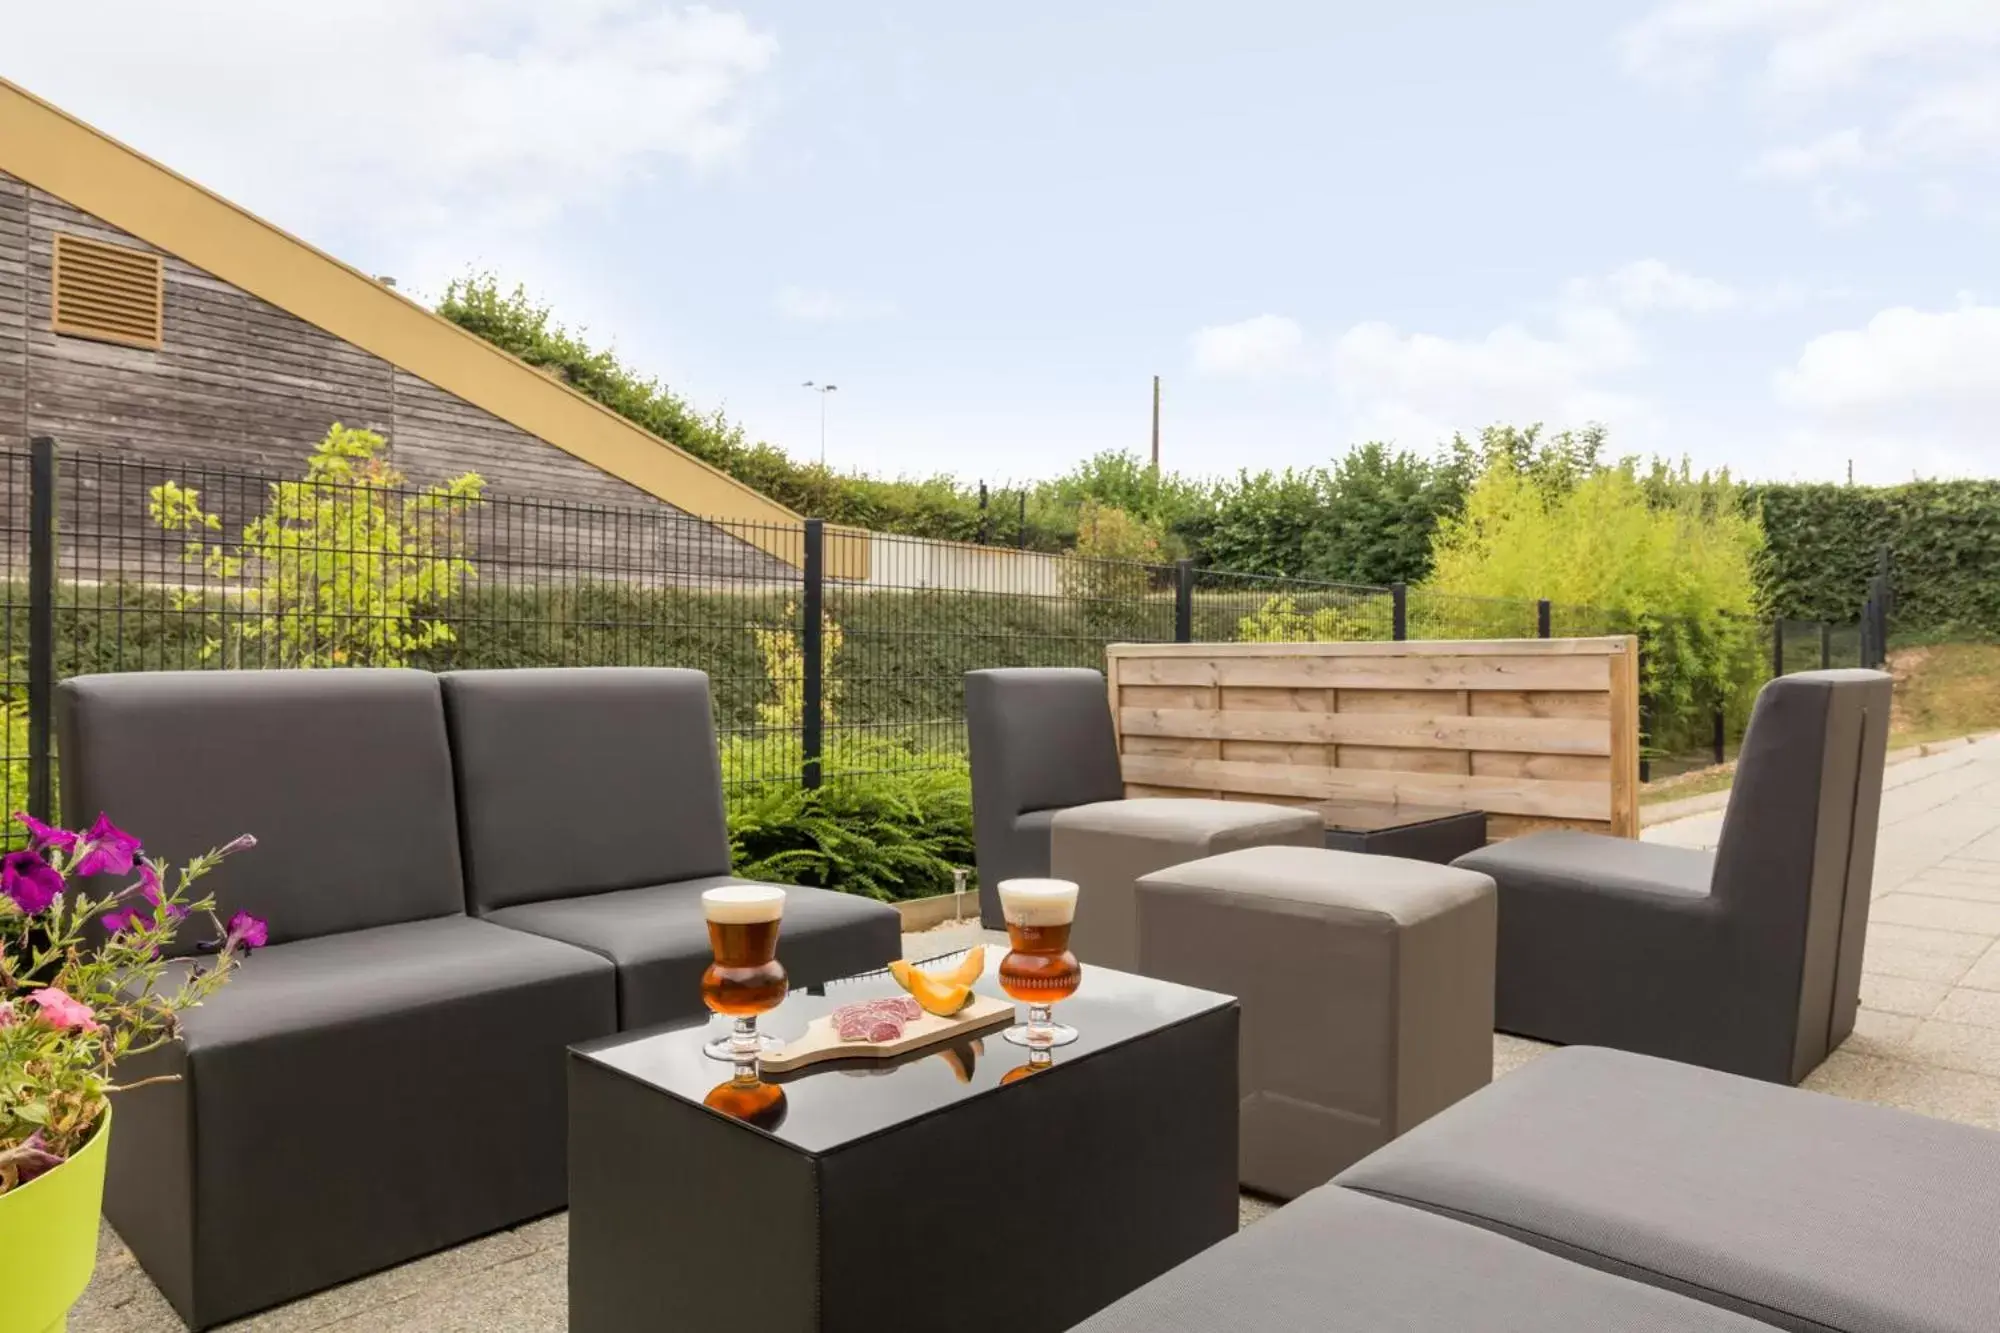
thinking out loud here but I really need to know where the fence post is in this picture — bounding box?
[1017,492,1027,549]
[1770,616,1785,679]
[1173,560,1194,643]
[1819,621,1831,671]
[27,436,56,823]
[977,481,990,546]
[1391,584,1408,641]
[1536,598,1551,639]
[800,518,824,791]
[1637,633,1651,783]
[1711,708,1725,767]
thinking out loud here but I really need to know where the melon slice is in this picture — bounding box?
[887,957,975,1016]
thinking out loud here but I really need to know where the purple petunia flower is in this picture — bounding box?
[2,849,63,915]
[225,911,269,951]
[12,812,78,854]
[10,1131,64,1186]
[72,814,143,879]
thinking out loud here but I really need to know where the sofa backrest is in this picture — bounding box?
[440,667,732,913]
[56,669,467,951]
[965,668,1125,822]
[1714,669,1892,1077]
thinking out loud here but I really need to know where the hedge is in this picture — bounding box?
[1753,481,2000,636]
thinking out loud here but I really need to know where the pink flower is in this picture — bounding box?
[12,812,78,854]
[72,814,143,879]
[28,987,103,1033]
[0,1002,14,1027]
[2,849,63,915]
[103,863,185,936]
[226,912,269,951]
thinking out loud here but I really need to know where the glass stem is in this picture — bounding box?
[1028,1003,1052,1043]
[732,1015,758,1054]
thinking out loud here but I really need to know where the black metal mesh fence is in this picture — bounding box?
[0,442,1887,837]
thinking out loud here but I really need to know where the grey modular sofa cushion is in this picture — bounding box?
[104,916,615,1329]
[57,669,466,949]
[488,875,901,1029]
[1336,1046,2000,1333]
[964,668,1126,925]
[441,668,733,912]
[1072,1180,1777,1333]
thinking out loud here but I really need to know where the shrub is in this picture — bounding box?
[149,425,483,667]
[1424,456,1766,752]
[1060,502,1167,607]
[722,736,973,901]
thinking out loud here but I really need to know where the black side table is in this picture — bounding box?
[1320,802,1488,864]
[568,955,1238,1333]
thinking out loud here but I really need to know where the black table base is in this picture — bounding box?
[1323,809,1487,865]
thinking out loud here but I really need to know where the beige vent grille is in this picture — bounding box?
[51,234,164,349]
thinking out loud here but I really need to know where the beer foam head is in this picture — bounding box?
[702,884,786,924]
[998,878,1078,926]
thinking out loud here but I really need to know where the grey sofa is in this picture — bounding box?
[1078,1046,2000,1333]
[439,667,900,1029]
[1453,669,1891,1083]
[59,666,900,1329]
[965,667,1126,927]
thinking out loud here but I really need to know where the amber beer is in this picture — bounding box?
[700,885,787,1059]
[997,879,1081,1049]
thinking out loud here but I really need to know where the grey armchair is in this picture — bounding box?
[59,670,618,1329]
[440,667,901,1028]
[964,668,1126,927]
[1454,669,1891,1084]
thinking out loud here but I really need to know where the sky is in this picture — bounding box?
[8,1,2000,488]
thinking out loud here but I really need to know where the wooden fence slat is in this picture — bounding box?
[1118,706,1611,756]
[1119,754,1613,821]
[1117,654,1611,693]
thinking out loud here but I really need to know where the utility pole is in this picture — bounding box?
[802,381,838,466]
[1150,374,1161,472]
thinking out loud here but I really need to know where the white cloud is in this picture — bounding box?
[1773,302,2000,477]
[774,287,896,323]
[1810,184,1872,226]
[1624,1,2000,220]
[3,2,778,238]
[1750,128,1875,180]
[1189,260,1751,447]
[1597,259,1739,312]
[1189,314,1309,377]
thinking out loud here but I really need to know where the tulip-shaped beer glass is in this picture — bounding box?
[700,885,787,1060]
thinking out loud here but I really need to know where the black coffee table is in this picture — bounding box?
[1319,801,1487,864]
[567,951,1239,1333]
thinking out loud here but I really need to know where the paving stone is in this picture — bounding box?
[1861,944,1976,984]
[1903,876,2000,905]
[1857,971,1951,1018]
[1932,987,2000,1029]
[1862,922,1996,959]
[1869,892,2000,935]
[1909,1020,2000,1080]
[1957,943,2000,992]
[1839,1008,1920,1056]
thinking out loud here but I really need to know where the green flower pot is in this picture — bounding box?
[0,1106,110,1333]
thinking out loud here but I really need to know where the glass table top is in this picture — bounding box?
[572,950,1234,1156]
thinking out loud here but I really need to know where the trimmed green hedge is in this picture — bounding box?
[1753,482,2000,635]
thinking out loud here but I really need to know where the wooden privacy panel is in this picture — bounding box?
[1106,638,1641,839]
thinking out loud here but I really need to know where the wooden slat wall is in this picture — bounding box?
[1106,637,1641,839]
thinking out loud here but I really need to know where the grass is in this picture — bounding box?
[1641,641,2000,807]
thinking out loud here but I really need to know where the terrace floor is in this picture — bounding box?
[76,736,2000,1332]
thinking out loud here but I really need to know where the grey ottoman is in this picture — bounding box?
[1136,845,1496,1199]
[1052,798,1323,973]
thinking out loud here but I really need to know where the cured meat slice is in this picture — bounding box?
[833,997,922,1042]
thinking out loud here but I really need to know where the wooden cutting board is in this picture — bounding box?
[760,992,1016,1073]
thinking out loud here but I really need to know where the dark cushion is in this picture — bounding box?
[440,668,732,912]
[103,916,615,1327]
[1073,1183,1775,1333]
[1456,829,1715,902]
[57,669,465,948]
[486,877,902,1029]
[1336,1046,2000,1333]
[965,668,1125,817]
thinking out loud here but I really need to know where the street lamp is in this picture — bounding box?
[802,381,838,466]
